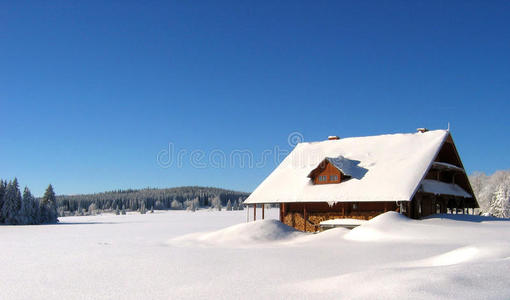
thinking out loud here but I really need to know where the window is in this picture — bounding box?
[330,175,338,181]
[318,175,327,182]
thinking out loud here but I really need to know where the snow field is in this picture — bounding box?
[1,209,510,299]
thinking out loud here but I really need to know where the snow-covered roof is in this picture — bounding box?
[419,179,472,198]
[245,130,454,204]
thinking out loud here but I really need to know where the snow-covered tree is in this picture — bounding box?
[115,205,120,215]
[488,183,510,218]
[18,187,35,224]
[171,199,182,210]
[40,184,58,223]
[186,199,197,212]
[30,196,40,224]
[210,196,221,211]
[226,199,232,211]
[121,205,126,215]
[0,180,6,223]
[470,170,510,217]
[139,201,147,214]
[88,203,97,215]
[237,197,244,210]
[2,179,22,224]
[154,200,164,210]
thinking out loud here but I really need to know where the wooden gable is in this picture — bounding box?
[308,159,344,185]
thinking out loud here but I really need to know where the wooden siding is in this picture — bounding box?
[312,161,343,184]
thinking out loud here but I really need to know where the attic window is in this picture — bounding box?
[318,175,327,182]
[330,175,338,181]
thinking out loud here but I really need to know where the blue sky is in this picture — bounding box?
[1,1,509,196]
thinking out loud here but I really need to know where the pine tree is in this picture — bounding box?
[115,205,120,215]
[237,197,244,210]
[0,180,6,223]
[226,199,232,211]
[489,184,510,218]
[121,205,126,215]
[41,184,58,223]
[19,187,34,225]
[31,198,40,224]
[2,179,22,224]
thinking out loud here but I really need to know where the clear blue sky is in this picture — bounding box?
[1,1,509,196]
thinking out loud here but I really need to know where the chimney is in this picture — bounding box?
[417,128,429,133]
[328,136,340,140]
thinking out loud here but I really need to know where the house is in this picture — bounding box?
[243,129,478,232]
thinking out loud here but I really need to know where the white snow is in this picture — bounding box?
[420,179,472,198]
[311,156,359,178]
[320,218,367,226]
[431,161,465,172]
[2,210,510,299]
[170,219,301,247]
[244,130,451,204]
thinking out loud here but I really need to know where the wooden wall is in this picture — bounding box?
[280,202,398,232]
[312,161,343,184]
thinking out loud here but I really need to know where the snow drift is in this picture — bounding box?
[169,219,302,247]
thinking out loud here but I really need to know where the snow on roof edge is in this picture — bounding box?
[406,131,450,203]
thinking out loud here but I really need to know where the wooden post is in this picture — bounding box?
[253,204,256,221]
[262,204,265,220]
[303,204,307,232]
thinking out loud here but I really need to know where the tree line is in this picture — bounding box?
[0,178,58,225]
[57,186,248,216]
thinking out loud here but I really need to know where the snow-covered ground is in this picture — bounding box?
[1,209,510,299]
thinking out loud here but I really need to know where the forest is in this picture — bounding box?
[0,179,58,225]
[56,186,249,216]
